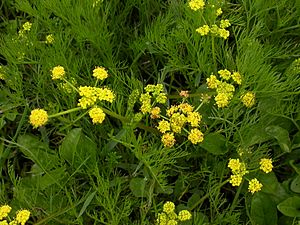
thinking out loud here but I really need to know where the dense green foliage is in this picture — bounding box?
[0,0,300,224]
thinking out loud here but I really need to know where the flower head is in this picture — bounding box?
[178,210,192,221]
[166,220,177,225]
[218,28,230,39]
[229,174,243,186]
[22,22,32,31]
[216,8,223,16]
[218,69,231,80]
[241,92,256,108]
[161,133,176,148]
[0,205,11,220]
[196,25,210,36]
[163,201,175,214]
[150,107,161,119]
[188,128,204,144]
[51,66,65,80]
[259,158,273,173]
[29,109,48,128]
[16,209,30,225]
[220,19,231,29]
[157,120,171,133]
[206,75,219,89]
[45,34,54,44]
[187,111,202,127]
[93,66,109,80]
[215,93,230,108]
[188,0,205,10]
[248,178,263,194]
[232,72,242,85]
[89,107,106,124]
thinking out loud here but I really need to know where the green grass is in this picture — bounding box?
[0,0,300,224]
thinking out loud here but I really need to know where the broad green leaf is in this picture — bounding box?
[251,192,277,225]
[199,133,227,155]
[129,177,147,197]
[258,172,289,204]
[291,175,300,193]
[277,196,300,217]
[265,125,291,152]
[60,128,97,170]
[38,167,66,190]
[17,134,59,171]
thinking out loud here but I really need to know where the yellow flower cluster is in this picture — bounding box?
[248,178,263,194]
[51,65,65,80]
[228,158,248,186]
[139,84,167,114]
[188,0,205,11]
[29,109,48,128]
[216,8,223,16]
[240,92,255,108]
[45,34,54,44]
[206,69,242,108]
[0,206,30,225]
[156,102,203,147]
[156,202,192,225]
[0,205,11,220]
[78,86,115,109]
[93,66,109,80]
[259,158,273,173]
[89,107,106,124]
[196,21,231,39]
[18,22,32,37]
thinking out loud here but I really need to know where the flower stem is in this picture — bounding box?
[48,107,82,118]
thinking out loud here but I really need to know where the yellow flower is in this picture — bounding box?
[163,201,175,214]
[178,210,192,221]
[216,8,223,16]
[178,103,194,114]
[22,22,32,31]
[8,221,17,225]
[170,113,186,133]
[188,0,205,10]
[16,209,30,225]
[241,92,256,108]
[206,75,219,89]
[179,90,189,98]
[188,128,204,144]
[29,109,48,128]
[150,107,161,119]
[232,72,242,85]
[216,81,235,95]
[167,220,178,225]
[166,105,178,117]
[96,87,115,103]
[220,19,231,29]
[51,65,65,80]
[210,25,219,35]
[259,158,273,173]
[93,66,109,80]
[218,69,231,80]
[156,93,167,104]
[218,28,230,39]
[140,93,152,114]
[196,25,210,36]
[157,120,171,133]
[229,174,243,186]
[45,34,54,44]
[215,93,230,108]
[156,213,167,225]
[161,133,176,148]
[187,111,202,127]
[89,107,106,124]
[0,205,11,220]
[0,220,8,225]
[248,178,263,194]
[228,159,242,172]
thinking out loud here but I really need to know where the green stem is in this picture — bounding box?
[229,180,243,214]
[190,179,228,210]
[48,107,82,118]
[195,101,204,112]
[211,36,217,70]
